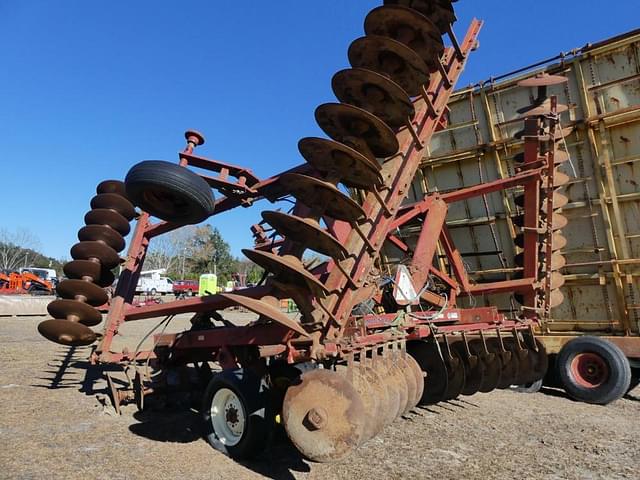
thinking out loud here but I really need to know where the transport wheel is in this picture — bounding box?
[202,369,274,460]
[282,369,365,463]
[125,160,215,224]
[557,336,632,405]
[407,340,447,405]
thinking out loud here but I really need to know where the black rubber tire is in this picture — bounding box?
[202,369,274,460]
[125,160,215,224]
[557,336,631,405]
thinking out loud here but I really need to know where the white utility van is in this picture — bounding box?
[135,269,173,295]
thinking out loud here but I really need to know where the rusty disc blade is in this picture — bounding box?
[518,100,569,117]
[84,208,131,236]
[541,191,569,211]
[441,346,466,401]
[548,289,565,308]
[242,249,329,298]
[71,241,120,269]
[96,180,127,197]
[348,35,430,97]
[486,338,518,389]
[47,299,102,326]
[372,356,400,427]
[64,260,116,288]
[452,342,484,396]
[220,293,310,337]
[502,337,533,385]
[404,353,424,409]
[282,369,365,463]
[340,365,380,443]
[78,224,125,252]
[298,137,383,189]
[261,211,348,260]
[332,68,415,130]
[548,212,568,231]
[518,73,569,87]
[407,341,447,404]
[365,5,444,67]
[541,271,566,290]
[550,232,568,251]
[96,269,115,288]
[315,102,399,158]
[543,171,571,189]
[528,338,549,383]
[386,0,457,33]
[398,354,418,414]
[468,339,502,393]
[56,279,108,306]
[63,259,101,282]
[360,363,388,437]
[549,252,567,270]
[387,356,409,419]
[38,319,97,346]
[280,173,365,223]
[90,193,136,221]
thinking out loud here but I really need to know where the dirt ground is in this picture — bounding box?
[1,314,638,480]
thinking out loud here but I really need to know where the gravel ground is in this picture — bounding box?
[1,314,638,480]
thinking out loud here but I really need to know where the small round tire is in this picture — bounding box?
[557,336,631,405]
[125,160,215,224]
[202,369,274,460]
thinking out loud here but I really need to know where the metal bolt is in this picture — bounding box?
[307,407,328,429]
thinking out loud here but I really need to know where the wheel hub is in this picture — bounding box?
[571,353,609,388]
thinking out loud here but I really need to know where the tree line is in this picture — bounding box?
[1,226,263,286]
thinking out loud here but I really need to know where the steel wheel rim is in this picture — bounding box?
[570,352,609,388]
[211,387,246,446]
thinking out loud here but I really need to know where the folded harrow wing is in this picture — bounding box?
[37,1,566,462]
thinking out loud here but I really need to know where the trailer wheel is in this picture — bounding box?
[202,369,273,460]
[557,336,631,405]
[125,160,215,224]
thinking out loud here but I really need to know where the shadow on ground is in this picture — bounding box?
[128,406,310,480]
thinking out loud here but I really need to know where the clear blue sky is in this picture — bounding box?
[1,1,638,261]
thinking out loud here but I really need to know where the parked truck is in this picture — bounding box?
[135,269,173,296]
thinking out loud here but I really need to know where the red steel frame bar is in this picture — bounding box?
[318,20,484,342]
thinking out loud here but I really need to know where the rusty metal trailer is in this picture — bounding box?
[385,28,640,403]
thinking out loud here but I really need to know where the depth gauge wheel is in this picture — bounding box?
[557,336,631,405]
[202,369,274,460]
[125,160,215,224]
